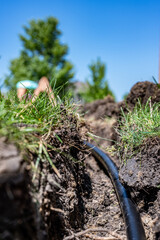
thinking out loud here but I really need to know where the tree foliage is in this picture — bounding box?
[5,17,74,94]
[80,58,115,102]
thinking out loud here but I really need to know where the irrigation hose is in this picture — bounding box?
[84,141,146,240]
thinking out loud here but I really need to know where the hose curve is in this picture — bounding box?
[84,141,146,240]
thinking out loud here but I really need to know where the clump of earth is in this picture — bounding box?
[124,81,160,108]
[82,95,119,120]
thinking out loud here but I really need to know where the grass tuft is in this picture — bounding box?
[0,88,79,178]
[117,99,160,156]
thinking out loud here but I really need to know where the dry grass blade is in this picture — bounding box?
[32,141,42,180]
[63,228,125,240]
[85,234,119,239]
[42,144,61,178]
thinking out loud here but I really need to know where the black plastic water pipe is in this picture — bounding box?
[84,141,146,240]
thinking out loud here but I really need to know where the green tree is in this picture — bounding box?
[5,17,74,94]
[80,58,115,102]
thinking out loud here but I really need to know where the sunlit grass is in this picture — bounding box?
[117,99,160,155]
[0,89,79,178]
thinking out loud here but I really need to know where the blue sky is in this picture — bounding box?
[1,0,160,101]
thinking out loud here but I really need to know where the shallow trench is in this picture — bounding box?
[0,136,127,240]
[0,133,159,240]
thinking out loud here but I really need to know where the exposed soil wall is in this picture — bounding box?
[0,133,128,240]
[0,137,42,240]
[32,115,126,239]
[0,112,126,240]
[119,137,160,239]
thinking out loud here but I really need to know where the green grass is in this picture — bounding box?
[117,99,160,155]
[0,89,79,178]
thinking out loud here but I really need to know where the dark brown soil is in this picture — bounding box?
[0,137,43,240]
[119,137,160,240]
[125,81,160,108]
[82,95,119,120]
[119,137,160,190]
[32,115,126,240]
